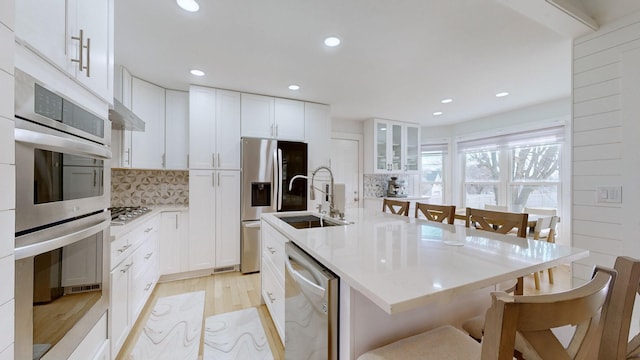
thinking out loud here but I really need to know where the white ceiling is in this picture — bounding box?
[115,0,640,126]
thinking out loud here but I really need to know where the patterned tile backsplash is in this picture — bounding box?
[364,174,417,198]
[111,169,189,206]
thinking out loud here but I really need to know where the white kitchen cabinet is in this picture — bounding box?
[260,219,287,342]
[109,213,160,358]
[165,90,189,170]
[189,170,240,271]
[364,118,421,174]
[159,211,189,276]
[305,102,331,171]
[109,257,131,357]
[15,0,113,102]
[189,86,241,170]
[241,94,305,141]
[131,77,165,169]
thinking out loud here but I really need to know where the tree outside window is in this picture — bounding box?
[420,147,446,204]
[462,132,562,212]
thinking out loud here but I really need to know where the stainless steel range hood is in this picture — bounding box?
[109,99,145,131]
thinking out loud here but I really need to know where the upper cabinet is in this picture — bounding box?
[189,86,241,170]
[364,118,420,174]
[15,0,114,102]
[130,78,166,169]
[305,102,331,171]
[241,94,305,141]
[112,69,189,170]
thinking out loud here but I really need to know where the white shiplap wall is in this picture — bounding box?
[0,0,14,359]
[572,11,640,282]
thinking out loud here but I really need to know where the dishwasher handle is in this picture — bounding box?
[285,250,326,298]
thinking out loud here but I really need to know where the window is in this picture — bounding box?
[420,144,446,204]
[459,127,564,212]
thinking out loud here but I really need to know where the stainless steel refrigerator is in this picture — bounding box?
[240,137,308,273]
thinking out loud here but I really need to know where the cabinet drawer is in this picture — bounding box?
[262,232,285,279]
[131,237,156,280]
[131,255,158,320]
[261,259,284,343]
[110,234,131,269]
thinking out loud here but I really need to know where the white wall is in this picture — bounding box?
[332,118,363,135]
[571,11,640,282]
[0,0,15,358]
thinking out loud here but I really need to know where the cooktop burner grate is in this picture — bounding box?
[109,206,151,224]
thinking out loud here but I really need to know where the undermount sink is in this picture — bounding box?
[278,214,348,229]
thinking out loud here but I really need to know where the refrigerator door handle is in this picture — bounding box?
[277,148,283,211]
[272,149,278,211]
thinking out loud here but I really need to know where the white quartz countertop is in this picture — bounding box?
[261,208,588,315]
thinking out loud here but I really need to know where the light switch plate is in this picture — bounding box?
[596,186,622,203]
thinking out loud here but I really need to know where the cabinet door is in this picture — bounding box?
[215,171,240,267]
[14,0,68,70]
[165,90,189,170]
[216,90,241,170]
[241,93,274,138]
[71,0,113,102]
[373,119,389,172]
[274,98,305,141]
[389,121,403,171]
[159,211,182,275]
[305,103,331,171]
[404,124,420,173]
[188,86,215,169]
[110,260,130,357]
[188,170,216,271]
[131,77,166,169]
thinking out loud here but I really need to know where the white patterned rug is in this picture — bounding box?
[128,291,205,360]
[203,307,274,360]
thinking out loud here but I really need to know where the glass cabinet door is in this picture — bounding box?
[375,121,388,171]
[391,122,403,171]
[404,124,420,172]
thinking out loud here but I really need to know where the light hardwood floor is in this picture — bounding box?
[115,271,284,360]
[115,265,570,360]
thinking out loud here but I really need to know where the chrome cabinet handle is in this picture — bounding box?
[145,227,153,233]
[85,37,91,77]
[93,169,97,187]
[218,153,221,168]
[117,244,131,253]
[266,246,276,254]
[266,291,276,303]
[71,29,85,71]
[144,252,153,260]
[120,262,133,273]
[144,282,152,291]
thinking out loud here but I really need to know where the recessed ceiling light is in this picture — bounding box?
[433,111,443,116]
[190,69,205,76]
[441,98,453,104]
[177,0,199,12]
[288,85,300,90]
[496,92,509,97]
[324,36,341,47]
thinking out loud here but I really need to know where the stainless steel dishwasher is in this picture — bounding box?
[285,242,339,360]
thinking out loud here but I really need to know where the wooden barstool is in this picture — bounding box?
[382,199,410,216]
[414,203,455,224]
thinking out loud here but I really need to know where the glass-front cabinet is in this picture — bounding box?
[404,124,420,172]
[368,118,420,174]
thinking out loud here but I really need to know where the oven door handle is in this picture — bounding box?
[14,215,110,260]
[15,128,112,160]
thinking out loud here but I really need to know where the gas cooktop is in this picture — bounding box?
[109,206,151,225]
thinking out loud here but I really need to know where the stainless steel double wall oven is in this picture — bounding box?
[13,69,112,360]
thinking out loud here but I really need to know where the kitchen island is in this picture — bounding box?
[261,208,588,358]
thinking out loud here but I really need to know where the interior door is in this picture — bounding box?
[331,138,360,209]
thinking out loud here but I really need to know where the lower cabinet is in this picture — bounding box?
[189,170,240,271]
[260,220,287,343]
[109,214,160,358]
[159,211,189,275]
